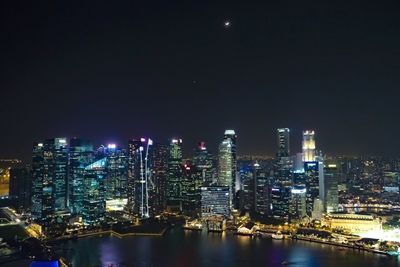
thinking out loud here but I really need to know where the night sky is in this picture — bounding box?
[1,1,400,162]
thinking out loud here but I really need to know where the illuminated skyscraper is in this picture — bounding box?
[31,138,68,220]
[127,138,154,217]
[302,130,316,162]
[272,128,292,219]
[166,138,183,211]
[304,161,320,215]
[150,142,169,215]
[238,163,255,212]
[181,162,202,216]
[223,130,238,193]
[31,142,44,219]
[289,186,307,220]
[193,142,215,185]
[254,162,270,215]
[218,131,236,210]
[127,139,142,214]
[277,128,290,159]
[104,144,128,200]
[68,138,94,215]
[82,158,107,224]
[323,163,339,213]
[270,185,291,219]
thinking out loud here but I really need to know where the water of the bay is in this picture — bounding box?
[55,228,399,267]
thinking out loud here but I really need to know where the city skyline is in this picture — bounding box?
[2,2,400,266]
[1,127,397,163]
[2,1,400,161]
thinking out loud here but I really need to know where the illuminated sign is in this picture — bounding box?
[305,162,318,167]
[291,188,306,194]
[224,129,236,135]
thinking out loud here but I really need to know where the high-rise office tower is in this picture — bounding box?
[181,162,202,216]
[304,161,320,215]
[193,142,215,185]
[270,185,291,219]
[254,162,270,216]
[223,130,238,194]
[272,128,292,219]
[31,138,68,220]
[127,138,154,217]
[127,139,142,214]
[323,163,339,213]
[68,138,94,215]
[9,166,31,210]
[302,130,316,162]
[150,142,169,215]
[166,138,183,211]
[289,186,307,221]
[238,163,255,212]
[277,128,290,158]
[82,157,107,225]
[218,136,235,210]
[104,144,128,200]
[31,142,44,219]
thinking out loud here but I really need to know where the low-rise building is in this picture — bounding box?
[325,213,382,234]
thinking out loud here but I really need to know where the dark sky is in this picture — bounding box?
[1,1,400,162]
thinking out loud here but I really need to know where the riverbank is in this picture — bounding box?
[292,236,392,256]
[49,225,169,243]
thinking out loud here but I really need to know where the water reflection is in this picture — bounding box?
[57,229,398,267]
[100,239,120,267]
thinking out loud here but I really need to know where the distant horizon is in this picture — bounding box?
[2,131,399,165]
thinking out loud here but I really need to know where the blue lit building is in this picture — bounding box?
[31,138,68,220]
[82,157,107,224]
[68,138,94,215]
[103,144,128,200]
[238,163,255,212]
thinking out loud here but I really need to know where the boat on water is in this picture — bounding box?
[272,231,284,240]
[182,225,203,231]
